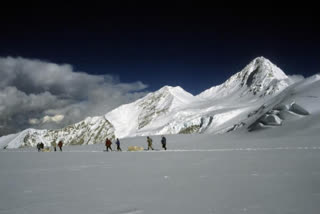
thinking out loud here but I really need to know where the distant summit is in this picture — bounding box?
[198,56,291,99]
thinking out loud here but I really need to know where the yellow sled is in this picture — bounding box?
[41,148,51,152]
[127,146,144,151]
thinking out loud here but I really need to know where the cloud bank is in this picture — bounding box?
[0,57,148,136]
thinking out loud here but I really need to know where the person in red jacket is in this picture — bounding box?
[105,138,112,152]
[58,140,63,152]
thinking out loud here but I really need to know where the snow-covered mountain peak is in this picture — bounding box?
[157,85,183,97]
[105,85,196,138]
[156,85,195,104]
[198,57,291,99]
[157,85,189,95]
[241,56,288,84]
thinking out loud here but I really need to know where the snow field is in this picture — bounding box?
[1,129,320,214]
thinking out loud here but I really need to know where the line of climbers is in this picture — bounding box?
[36,136,167,152]
[105,138,121,151]
[105,136,167,152]
[36,140,63,152]
[146,136,167,151]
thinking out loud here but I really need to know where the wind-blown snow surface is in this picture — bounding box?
[1,125,320,214]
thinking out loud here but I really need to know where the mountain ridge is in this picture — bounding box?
[1,116,115,149]
[2,57,315,149]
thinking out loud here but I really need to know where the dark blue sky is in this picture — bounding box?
[1,6,319,94]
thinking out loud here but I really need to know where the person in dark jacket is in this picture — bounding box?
[161,136,167,150]
[58,140,63,151]
[36,143,41,152]
[40,142,44,150]
[105,138,112,152]
[116,138,122,151]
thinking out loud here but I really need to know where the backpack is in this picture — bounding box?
[106,139,112,146]
[161,137,166,144]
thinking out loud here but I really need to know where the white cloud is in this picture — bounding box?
[29,118,40,125]
[0,56,148,135]
[42,114,64,123]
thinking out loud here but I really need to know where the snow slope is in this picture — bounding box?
[248,74,320,132]
[1,118,320,214]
